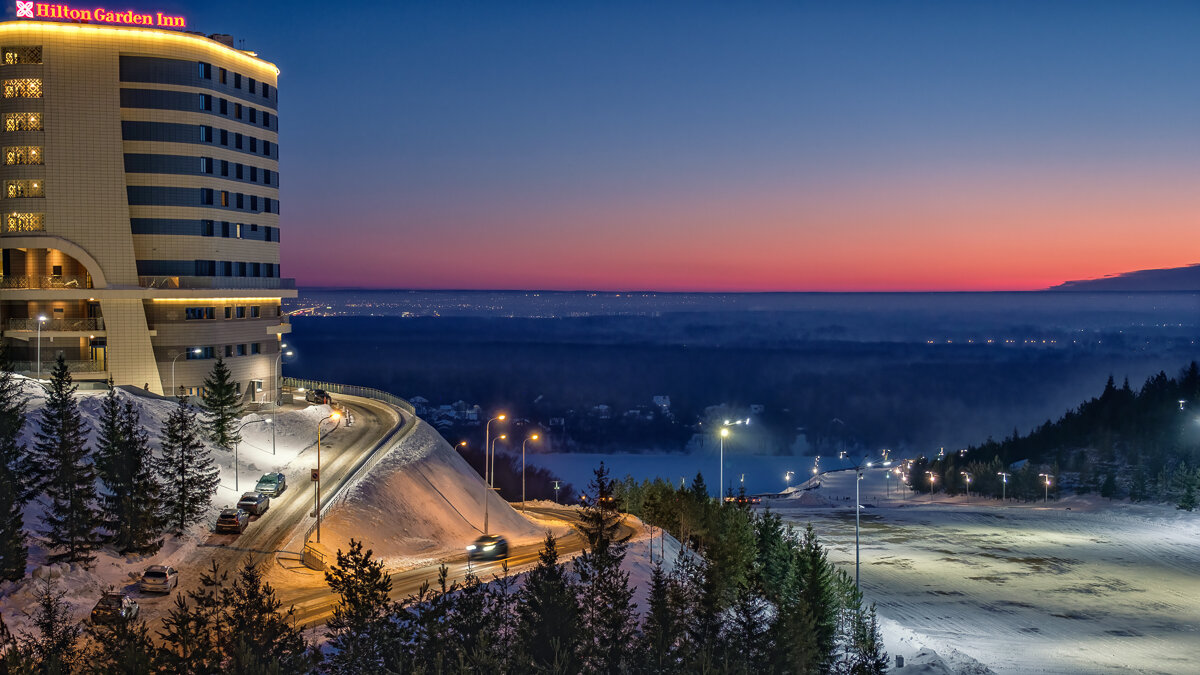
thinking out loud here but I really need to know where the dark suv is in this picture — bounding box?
[237,491,270,516]
[305,388,332,405]
[91,591,139,624]
[467,534,509,561]
[215,508,249,534]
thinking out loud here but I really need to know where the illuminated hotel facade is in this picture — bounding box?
[0,15,293,399]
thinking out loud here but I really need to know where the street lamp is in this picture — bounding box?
[849,455,875,588]
[926,471,936,503]
[170,348,203,398]
[232,419,268,492]
[35,315,47,381]
[1179,399,1186,411]
[489,434,507,488]
[522,433,539,512]
[961,471,972,502]
[482,413,506,534]
[998,471,1009,501]
[784,470,794,489]
[271,346,294,455]
[719,427,730,501]
[1039,473,1051,503]
[314,411,341,543]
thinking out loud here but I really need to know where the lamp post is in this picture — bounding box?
[271,346,293,456]
[784,470,794,489]
[489,434,507,487]
[960,471,972,502]
[719,427,730,501]
[1039,473,1051,503]
[232,419,268,492]
[522,433,539,512]
[482,413,506,535]
[170,347,202,398]
[926,471,936,503]
[848,455,875,588]
[314,412,341,543]
[35,314,47,381]
[998,471,1009,501]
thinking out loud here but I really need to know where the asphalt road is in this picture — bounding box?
[286,505,637,627]
[135,395,404,627]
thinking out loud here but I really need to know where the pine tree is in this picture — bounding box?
[156,560,227,674]
[0,344,30,581]
[200,357,243,452]
[1100,472,1117,500]
[639,564,679,674]
[83,615,155,675]
[159,397,220,535]
[324,539,396,674]
[221,558,319,674]
[574,464,637,674]
[724,583,771,673]
[516,532,579,673]
[842,603,889,675]
[18,577,82,674]
[1178,481,1196,512]
[95,386,165,554]
[35,356,102,566]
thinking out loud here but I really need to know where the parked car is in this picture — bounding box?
[254,472,287,497]
[237,491,270,516]
[466,534,509,561]
[305,388,332,405]
[138,565,179,593]
[215,508,249,534]
[90,591,139,624]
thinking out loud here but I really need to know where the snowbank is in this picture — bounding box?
[314,421,545,568]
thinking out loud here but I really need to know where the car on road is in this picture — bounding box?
[138,565,179,593]
[90,591,139,624]
[254,472,287,497]
[305,388,332,405]
[237,491,270,516]
[215,508,250,534]
[466,534,509,561]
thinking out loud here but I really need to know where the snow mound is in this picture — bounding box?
[880,616,995,674]
[316,421,544,568]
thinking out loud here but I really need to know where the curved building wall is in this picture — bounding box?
[0,22,292,398]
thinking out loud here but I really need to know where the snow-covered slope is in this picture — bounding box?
[315,421,545,568]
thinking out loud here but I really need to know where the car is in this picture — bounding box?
[466,534,509,561]
[138,565,179,593]
[215,508,250,533]
[254,472,287,497]
[237,491,270,516]
[90,591,139,624]
[305,388,332,405]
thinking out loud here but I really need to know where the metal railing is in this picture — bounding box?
[139,276,297,290]
[0,274,90,289]
[283,377,415,415]
[11,359,105,374]
[5,317,103,331]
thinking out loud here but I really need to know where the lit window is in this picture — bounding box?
[3,79,41,98]
[3,146,40,164]
[4,212,43,232]
[3,112,42,131]
[2,47,42,65]
[198,62,212,79]
[5,179,43,198]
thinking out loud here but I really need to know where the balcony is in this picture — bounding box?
[0,274,90,289]
[11,360,105,375]
[139,276,297,290]
[5,317,103,331]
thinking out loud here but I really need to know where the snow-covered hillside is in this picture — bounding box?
[314,421,547,568]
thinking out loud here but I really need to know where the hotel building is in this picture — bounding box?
[0,17,293,399]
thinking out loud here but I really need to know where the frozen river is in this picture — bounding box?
[772,470,1200,674]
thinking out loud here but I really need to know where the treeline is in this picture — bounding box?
[904,362,1200,508]
[0,348,245,581]
[455,444,578,503]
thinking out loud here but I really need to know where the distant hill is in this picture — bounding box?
[1051,264,1200,291]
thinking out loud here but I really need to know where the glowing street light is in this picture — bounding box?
[784,470,795,489]
[998,471,1010,501]
[482,413,506,534]
[719,427,730,500]
[926,471,937,503]
[489,434,507,487]
[1039,473,1051,503]
[961,471,972,502]
[170,347,202,398]
[522,433,539,512]
[232,418,268,492]
[271,346,294,455]
[35,315,47,381]
[314,411,341,543]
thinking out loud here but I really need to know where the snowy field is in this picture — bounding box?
[771,469,1200,675]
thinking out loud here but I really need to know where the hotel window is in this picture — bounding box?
[4,146,41,164]
[249,137,257,153]
[2,47,42,65]
[262,140,271,156]
[234,102,242,119]
[202,219,214,236]
[248,77,256,93]
[219,129,228,145]
[237,261,247,276]
[198,62,212,79]
[235,222,242,238]
[200,125,213,142]
[224,307,232,319]
[186,347,213,360]
[262,112,271,128]
[262,84,270,98]
[4,112,42,132]
[235,163,243,179]
[221,221,230,237]
[251,262,261,277]
[235,133,243,149]
[201,157,213,174]
[4,212,43,232]
[249,166,258,182]
[236,306,246,319]
[3,79,41,98]
[219,98,227,115]
[5,179,43,198]
[199,93,212,111]
[225,345,233,357]
[249,108,257,124]
[219,191,228,207]
[220,260,232,276]
[251,342,261,354]
[236,344,246,357]
[250,306,261,318]
[264,169,272,185]
[221,160,228,176]
[236,193,244,209]
[234,73,242,89]
[184,307,215,320]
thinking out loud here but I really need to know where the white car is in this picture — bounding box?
[138,565,179,593]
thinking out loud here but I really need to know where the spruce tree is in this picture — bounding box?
[83,615,156,675]
[324,539,396,674]
[159,397,220,535]
[1178,481,1196,512]
[156,560,227,674]
[639,564,679,674]
[574,464,637,674]
[200,357,243,452]
[0,344,30,581]
[95,386,165,554]
[18,577,82,674]
[1100,472,1117,500]
[842,603,889,675]
[516,532,579,673]
[35,355,102,566]
[221,558,319,674]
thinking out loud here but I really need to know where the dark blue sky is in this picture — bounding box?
[32,1,1200,289]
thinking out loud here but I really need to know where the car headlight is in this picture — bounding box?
[483,544,496,551]
[466,544,476,551]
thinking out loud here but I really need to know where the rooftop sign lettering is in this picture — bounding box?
[14,2,185,28]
